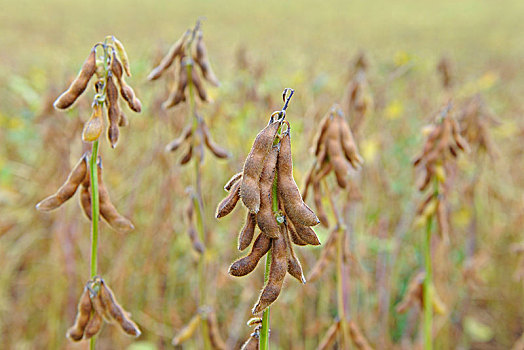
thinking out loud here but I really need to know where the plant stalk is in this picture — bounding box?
[424,177,439,350]
[336,226,348,347]
[90,140,100,278]
[186,57,211,350]
[323,179,349,346]
[423,213,434,350]
[260,250,272,350]
[89,139,100,350]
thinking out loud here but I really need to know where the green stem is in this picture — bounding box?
[260,250,272,350]
[424,177,440,349]
[423,208,434,350]
[89,140,100,350]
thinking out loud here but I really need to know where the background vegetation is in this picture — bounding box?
[1,0,523,349]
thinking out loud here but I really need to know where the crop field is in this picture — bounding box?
[1,0,523,349]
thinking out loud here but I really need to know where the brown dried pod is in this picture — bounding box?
[190,64,209,102]
[252,233,288,314]
[238,212,257,251]
[79,171,92,220]
[287,219,308,246]
[240,120,281,213]
[450,117,470,153]
[194,30,220,86]
[396,271,425,314]
[166,125,193,152]
[313,161,333,184]
[313,113,332,157]
[308,229,338,282]
[66,287,92,341]
[277,132,319,226]
[54,47,96,109]
[89,286,112,322]
[256,145,280,239]
[188,225,205,254]
[82,101,104,142]
[36,153,88,211]
[99,279,141,337]
[413,124,441,166]
[111,52,142,112]
[206,310,226,350]
[313,181,329,228]
[325,121,350,188]
[348,320,373,350]
[318,321,340,350]
[83,311,103,339]
[172,313,201,346]
[162,60,188,109]
[416,193,435,216]
[180,144,193,165]
[216,180,241,218]
[119,81,142,113]
[97,160,135,233]
[148,30,189,81]
[337,112,364,168]
[229,233,271,277]
[202,121,230,159]
[113,36,131,77]
[106,73,121,148]
[224,172,243,192]
[417,164,433,192]
[186,198,205,254]
[282,224,306,283]
[287,218,320,246]
[118,109,129,127]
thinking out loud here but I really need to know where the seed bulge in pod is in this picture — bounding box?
[36,153,88,211]
[288,219,321,246]
[252,234,288,314]
[97,160,135,233]
[54,47,97,109]
[277,132,319,226]
[240,120,281,213]
[337,113,363,168]
[82,101,104,142]
[238,212,257,251]
[229,233,271,277]
[148,30,189,81]
[83,311,103,339]
[282,224,306,283]
[216,180,241,218]
[256,145,280,239]
[99,280,141,337]
[224,172,242,192]
[66,287,92,341]
[194,30,220,86]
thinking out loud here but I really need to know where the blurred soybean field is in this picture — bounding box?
[1,0,523,349]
